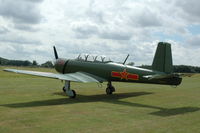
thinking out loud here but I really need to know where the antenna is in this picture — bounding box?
[93,56,98,61]
[85,54,89,61]
[101,56,105,62]
[77,54,81,59]
[123,54,129,65]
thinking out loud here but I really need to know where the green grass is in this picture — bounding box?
[0,66,200,133]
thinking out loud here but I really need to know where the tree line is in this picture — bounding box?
[1,57,200,73]
[0,57,53,68]
[140,65,200,73]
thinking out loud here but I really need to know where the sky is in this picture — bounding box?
[0,0,200,66]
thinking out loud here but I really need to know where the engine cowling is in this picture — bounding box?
[54,58,68,73]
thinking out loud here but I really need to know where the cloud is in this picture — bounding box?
[0,0,43,24]
[0,26,9,34]
[98,26,132,40]
[0,34,41,45]
[71,21,99,39]
[14,24,39,32]
[175,0,200,23]
[0,0,43,31]
[186,35,200,47]
[0,0,200,66]
[72,23,132,40]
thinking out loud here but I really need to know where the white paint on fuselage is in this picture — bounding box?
[107,62,153,72]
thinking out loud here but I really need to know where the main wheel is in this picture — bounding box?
[106,87,113,95]
[69,90,76,98]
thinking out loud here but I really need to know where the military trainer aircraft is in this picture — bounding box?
[4,42,191,98]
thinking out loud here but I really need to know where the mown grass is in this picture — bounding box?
[0,66,200,133]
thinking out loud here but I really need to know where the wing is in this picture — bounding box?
[4,69,106,83]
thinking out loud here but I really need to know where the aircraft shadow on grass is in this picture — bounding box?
[1,91,200,117]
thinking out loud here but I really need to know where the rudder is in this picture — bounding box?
[152,42,173,73]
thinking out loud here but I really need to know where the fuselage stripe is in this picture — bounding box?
[62,60,69,74]
[111,71,139,80]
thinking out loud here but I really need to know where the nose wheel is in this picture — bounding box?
[106,81,115,95]
[63,81,76,98]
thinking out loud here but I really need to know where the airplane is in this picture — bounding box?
[4,42,192,98]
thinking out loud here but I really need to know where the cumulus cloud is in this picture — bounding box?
[0,0,200,66]
[186,35,200,47]
[98,29,132,40]
[0,0,43,31]
[0,0,43,24]
[71,21,99,39]
[0,35,41,45]
[71,21,132,40]
[14,24,39,32]
[175,0,200,23]
[0,26,9,34]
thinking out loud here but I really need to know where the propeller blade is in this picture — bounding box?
[53,46,58,59]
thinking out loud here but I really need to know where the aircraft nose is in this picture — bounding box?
[54,58,68,73]
[56,59,65,65]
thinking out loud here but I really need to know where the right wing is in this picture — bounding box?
[4,69,106,83]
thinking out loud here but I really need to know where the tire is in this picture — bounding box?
[106,87,112,95]
[110,86,115,92]
[69,90,76,98]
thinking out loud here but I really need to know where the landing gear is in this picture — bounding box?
[106,81,115,95]
[63,81,76,98]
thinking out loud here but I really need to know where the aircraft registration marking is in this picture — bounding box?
[111,69,139,80]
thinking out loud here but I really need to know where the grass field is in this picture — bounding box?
[0,66,200,133]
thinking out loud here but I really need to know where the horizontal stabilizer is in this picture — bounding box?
[143,74,175,80]
[175,73,196,77]
[143,73,196,80]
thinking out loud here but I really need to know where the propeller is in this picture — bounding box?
[123,54,129,65]
[53,46,58,59]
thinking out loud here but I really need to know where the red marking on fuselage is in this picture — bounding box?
[120,69,129,80]
[111,69,139,80]
[57,60,65,65]
[111,71,121,78]
[127,74,139,80]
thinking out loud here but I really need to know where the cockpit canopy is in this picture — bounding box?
[76,54,112,63]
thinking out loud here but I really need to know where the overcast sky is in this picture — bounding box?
[0,0,200,66]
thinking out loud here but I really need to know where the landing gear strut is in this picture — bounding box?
[106,81,115,95]
[63,81,76,98]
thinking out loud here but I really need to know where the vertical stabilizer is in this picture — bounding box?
[152,42,173,73]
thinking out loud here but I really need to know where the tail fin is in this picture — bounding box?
[53,46,58,59]
[152,42,173,73]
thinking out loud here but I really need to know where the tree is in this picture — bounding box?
[23,60,32,66]
[32,60,38,66]
[41,61,54,68]
[127,62,135,66]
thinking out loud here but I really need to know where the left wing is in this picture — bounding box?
[4,69,106,83]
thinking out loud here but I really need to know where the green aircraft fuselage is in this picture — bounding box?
[54,58,182,86]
